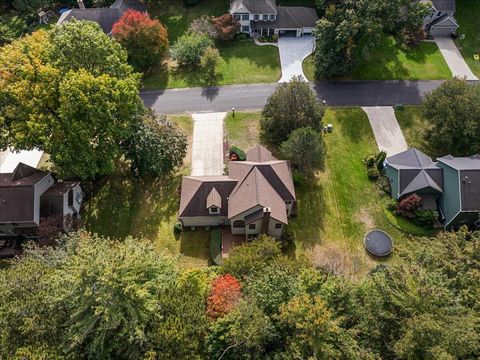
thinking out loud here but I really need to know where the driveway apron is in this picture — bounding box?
[191,112,226,176]
[362,106,408,156]
[277,36,315,82]
[434,37,478,80]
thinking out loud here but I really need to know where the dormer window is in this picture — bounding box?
[263,14,268,20]
[209,206,220,215]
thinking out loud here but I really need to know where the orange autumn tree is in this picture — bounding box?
[112,10,168,71]
[207,274,242,319]
[212,13,240,41]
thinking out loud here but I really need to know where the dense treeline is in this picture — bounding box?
[1,229,479,359]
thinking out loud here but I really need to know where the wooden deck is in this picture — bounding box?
[221,227,245,258]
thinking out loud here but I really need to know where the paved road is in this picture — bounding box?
[434,37,478,80]
[277,36,315,82]
[191,112,225,176]
[142,80,450,114]
[362,106,408,156]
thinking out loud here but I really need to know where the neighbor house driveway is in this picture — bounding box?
[277,36,315,82]
[434,37,478,80]
[191,112,226,176]
[362,106,408,156]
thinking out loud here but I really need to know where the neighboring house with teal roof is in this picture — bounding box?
[385,148,480,229]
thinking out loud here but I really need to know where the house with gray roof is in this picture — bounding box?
[179,144,296,239]
[0,163,83,242]
[385,148,480,229]
[229,0,318,37]
[57,0,146,34]
[421,0,458,37]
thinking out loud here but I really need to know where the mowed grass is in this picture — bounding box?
[225,111,262,151]
[394,106,435,156]
[455,0,480,78]
[351,37,451,80]
[143,40,281,89]
[227,110,409,277]
[83,115,211,269]
[304,37,451,81]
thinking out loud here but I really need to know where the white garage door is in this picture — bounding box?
[303,27,313,34]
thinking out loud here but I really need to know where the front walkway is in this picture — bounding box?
[191,112,226,176]
[434,37,479,80]
[277,36,315,82]
[362,106,408,156]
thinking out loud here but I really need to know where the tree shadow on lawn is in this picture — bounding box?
[333,107,374,144]
[83,164,182,241]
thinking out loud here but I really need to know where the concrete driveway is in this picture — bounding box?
[362,106,408,156]
[277,36,315,82]
[191,112,226,176]
[434,37,478,80]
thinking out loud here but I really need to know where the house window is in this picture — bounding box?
[242,25,249,32]
[254,14,259,20]
[248,223,256,230]
[75,192,82,206]
[233,14,241,21]
[275,223,282,229]
[233,220,245,228]
[270,14,275,20]
[263,14,268,20]
[209,207,219,214]
[285,200,292,205]
[242,14,249,21]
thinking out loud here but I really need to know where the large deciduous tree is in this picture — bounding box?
[212,13,240,41]
[281,127,325,176]
[112,9,169,72]
[0,21,142,180]
[261,76,325,145]
[423,78,480,156]
[123,112,187,177]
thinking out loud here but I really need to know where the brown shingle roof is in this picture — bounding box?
[179,176,237,217]
[246,144,277,162]
[206,187,222,209]
[42,181,79,197]
[228,166,288,223]
[0,163,50,223]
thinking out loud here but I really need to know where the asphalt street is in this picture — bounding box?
[141,80,455,114]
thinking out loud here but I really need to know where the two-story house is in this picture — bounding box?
[229,0,318,37]
[421,0,458,37]
[385,148,480,229]
[179,144,296,239]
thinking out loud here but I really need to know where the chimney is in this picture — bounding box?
[77,0,85,9]
[261,207,271,234]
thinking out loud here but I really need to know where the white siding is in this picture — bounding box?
[33,174,55,225]
[268,219,283,239]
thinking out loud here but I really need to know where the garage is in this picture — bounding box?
[303,27,313,34]
[278,29,298,37]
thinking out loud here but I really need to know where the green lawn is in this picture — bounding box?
[143,40,281,89]
[225,111,262,151]
[455,0,480,78]
[302,54,315,81]
[226,110,411,277]
[288,108,410,276]
[83,115,211,269]
[351,37,451,80]
[394,106,435,156]
[303,37,451,81]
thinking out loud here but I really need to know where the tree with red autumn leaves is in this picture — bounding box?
[396,193,422,218]
[212,13,240,41]
[112,10,168,71]
[207,274,242,319]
